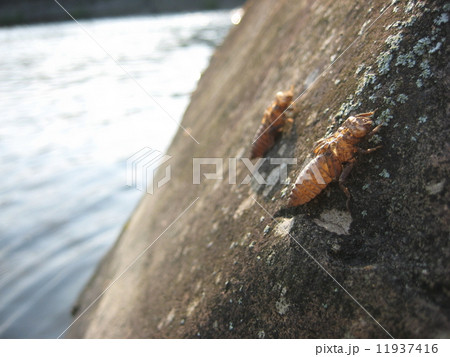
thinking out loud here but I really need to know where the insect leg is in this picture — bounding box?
[367,124,382,138]
[358,145,382,154]
[283,118,294,134]
[356,111,375,118]
[338,160,355,210]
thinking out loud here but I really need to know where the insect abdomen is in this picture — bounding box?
[250,122,276,159]
[249,87,294,159]
[288,154,341,206]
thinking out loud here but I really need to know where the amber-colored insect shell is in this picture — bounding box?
[250,87,294,159]
[288,112,379,207]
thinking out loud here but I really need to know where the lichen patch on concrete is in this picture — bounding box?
[425,180,445,195]
[273,217,294,237]
[186,297,201,317]
[313,209,353,235]
[233,195,255,219]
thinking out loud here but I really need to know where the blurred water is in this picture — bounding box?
[0,10,233,338]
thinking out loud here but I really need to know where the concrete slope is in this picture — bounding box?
[68,0,450,338]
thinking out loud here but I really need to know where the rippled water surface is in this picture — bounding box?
[0,11,232,338]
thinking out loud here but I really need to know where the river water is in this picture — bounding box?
[0,10,234,338]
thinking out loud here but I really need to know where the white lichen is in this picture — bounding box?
[418,115,428,123]
[313,209,352,235]
[426,180,445,195]
[384,96,395,106]
[388,82,397,94]
[280,185,290,198]
[405,0,415,13]
[413,37,431,56]
[275,296,290,315]
[369,134,382,145]
[233,196,255,219]
[376,108,393,126]
[266,251,276,265]
[355,64,365,75]
[376,52,393,75]
[416,1,426,8]
[356,69,377,96]
[186,297,201,317]
[379,169,391,178]
[434,13,449,25]
[386,20,404,30]
[419,59,432,78]
[396,94,408,103]
[335,96,362,119]
[429,42,442,54]
[385,33,403,50]
[396,52,416,68]
[274,217,294,237]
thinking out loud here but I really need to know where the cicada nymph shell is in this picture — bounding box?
[250,86,295,159]
[288,112,381,207]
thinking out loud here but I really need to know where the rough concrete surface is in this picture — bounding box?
[68,0,450,338]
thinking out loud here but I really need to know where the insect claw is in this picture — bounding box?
[346,197,351,211]
[283,118,294,134]
[357,111,375,118]
[358,145,382,154]
[369,124,382,136]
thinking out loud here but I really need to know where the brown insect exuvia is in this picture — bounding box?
[288,112,382,208]
[250,86,295,159]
